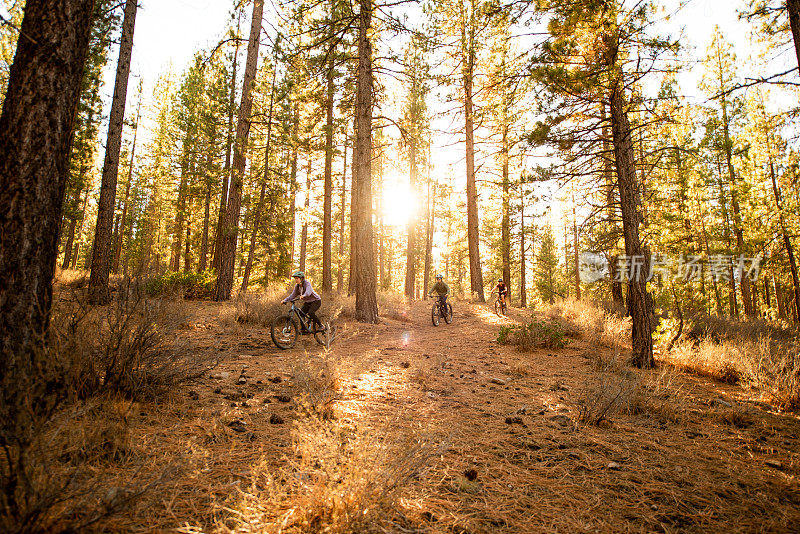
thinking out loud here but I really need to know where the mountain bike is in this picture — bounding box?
[431,297,453,326]
[494,294,507,316]
[271,299,337,349]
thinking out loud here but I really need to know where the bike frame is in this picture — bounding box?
[287,299,315,331]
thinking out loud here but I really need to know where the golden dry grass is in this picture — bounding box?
[10,292,800,532]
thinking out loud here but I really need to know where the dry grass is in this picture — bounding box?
[543,299,630,348]
[577,357,688,426]
[0,285,208,533]
[210,341,435,534]
[217,414,435,534]
[663,333,800,411]
[55,268,125,293]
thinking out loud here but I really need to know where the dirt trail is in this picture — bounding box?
[119,299,800,532]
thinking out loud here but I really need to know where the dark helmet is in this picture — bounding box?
[498,278,503,283]
[292,271,305,279]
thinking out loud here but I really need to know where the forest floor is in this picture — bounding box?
[89,296,800,533]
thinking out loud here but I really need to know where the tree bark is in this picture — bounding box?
[572,198,580,300]
[112,95,140,274]
[215,0,264,301]
[88,0,137,304]
[338,131,348,292]
[71,186,90,269]
[241,62,276,291]
[770,160,800,322]
[212,18,241,273]
[62,217,78,270]
[353,0,378,322]
[609,84,653,368]
[501,123,511,301]
[720,89,753,316]
[423,169,435,299]
[300,158,310,272]
[199,181,211,272]
[462,7,484,302]
[519,187,526,308]
[184,225,192,272]
[348,114,358,296]
[0,0,96,407]
[788,0,800,72]
[288,103,299,277]
[404,139,418,300]
[322,42,335,292]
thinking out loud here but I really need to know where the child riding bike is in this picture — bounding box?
[281,271,322,333]
[428,274,450,306]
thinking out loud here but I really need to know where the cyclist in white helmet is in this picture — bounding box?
[282,271,322,333]
[427,273,450,308]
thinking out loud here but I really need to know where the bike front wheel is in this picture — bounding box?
[443,303,453,324]
[494,299,501,316]
[431,305,440,326]
[271,315,298,349]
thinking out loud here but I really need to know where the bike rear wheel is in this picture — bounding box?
[314,319,337,348]
[271,315,298,349]
[431,304,440,326]
[443,303,453,324]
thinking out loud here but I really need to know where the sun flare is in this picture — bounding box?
[381,176,417,228]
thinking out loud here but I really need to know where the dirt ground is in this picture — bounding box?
[103,297,800,533]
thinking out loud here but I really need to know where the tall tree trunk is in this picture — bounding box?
[719,92,752,316]
[62,217,78,270]
[88,0,137,304]
[112,95,141,274]
[423,168,435,299]
[212,17,241,273]
[602,103,624,308]
[788,0,800,71]
[352,0,378,322]
[241,63,277,291]
[171,159,189,271]
[0,0,96,417]
[501,124,511,300]
[608,83,654,368]
[338,131,348,292]
[184,226,192,272]
[288,104,299,277]
[348,114,358,296]
[770,160,800,322]
[404,139,418,300]
[299,158,310,272]
[572,198,580,300]
[71,187,90,270]
[322,44,335,292]
[462,12,484,302]
[215,0,264,301]
[519,188,526,308]
[199,181,211,272]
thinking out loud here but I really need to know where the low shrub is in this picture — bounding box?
[144,270,216,299]
[543,299,630,348]
[498,318,571,350]
[0,286,199,532]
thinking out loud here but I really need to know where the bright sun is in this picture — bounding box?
[381,176,417,228]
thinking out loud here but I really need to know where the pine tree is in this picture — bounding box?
[88,0,138,304]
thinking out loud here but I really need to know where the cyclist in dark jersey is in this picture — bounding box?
[491,278,508,306]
